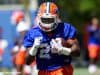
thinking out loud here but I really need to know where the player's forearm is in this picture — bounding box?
[59,39,80,57]
[25,52,35,65]
[25,48,35,65]
[29,45,38,56]
[25,38,41,65]
[70,42,80,57]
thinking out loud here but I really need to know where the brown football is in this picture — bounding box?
[61,39,72,48]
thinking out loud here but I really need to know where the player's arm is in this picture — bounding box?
[51,38,80,57]
[25,38,41,65]
[25,47,35,65]
[52,25,80,57]
[53,38,80,57]
[62,25,80,57]
[65,38,80,57]
[23,29,40,65]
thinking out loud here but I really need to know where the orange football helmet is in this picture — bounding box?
[37,2,59,32]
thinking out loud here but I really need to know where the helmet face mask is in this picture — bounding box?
[41,17,55,24]
[38,13,58,32]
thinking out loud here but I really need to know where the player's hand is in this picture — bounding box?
[33,37,41,48]
[29,37,42,56]
[50,38,71,55]
[50,39,62,53]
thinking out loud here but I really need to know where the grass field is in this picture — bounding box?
[74,68,100,75]
[0,67,100,75]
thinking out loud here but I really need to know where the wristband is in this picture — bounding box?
[29,45,38,56]
[59,47,71,55]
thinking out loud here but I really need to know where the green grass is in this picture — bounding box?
[74,68,89,75]
[74,68,100,75]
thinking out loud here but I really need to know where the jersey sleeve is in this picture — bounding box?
[23,29,34,48]
[64,23,77,39]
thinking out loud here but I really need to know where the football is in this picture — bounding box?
[55,38,72,48]
[61,38,72,48]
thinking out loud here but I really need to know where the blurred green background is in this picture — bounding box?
[53,0,100,33]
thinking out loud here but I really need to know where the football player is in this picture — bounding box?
[87,17,100,74]
[24,2,80,75]
[11,10,31,75]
